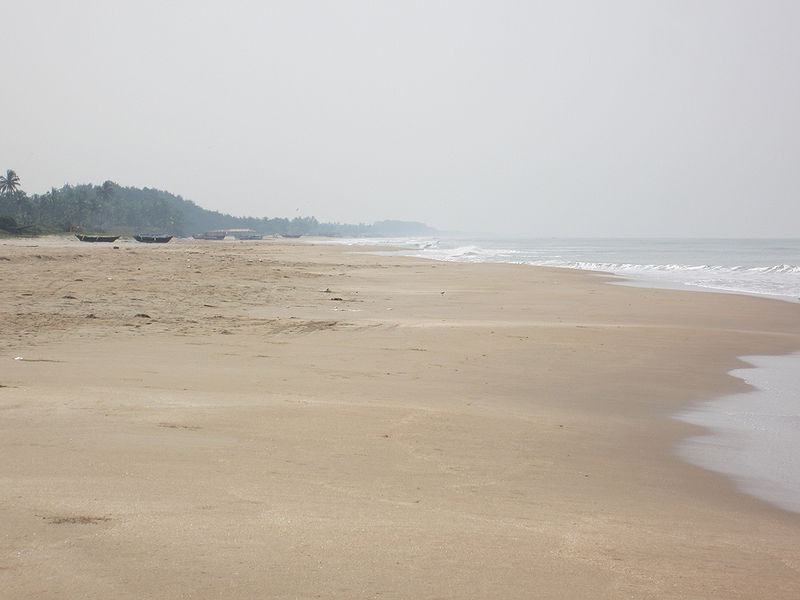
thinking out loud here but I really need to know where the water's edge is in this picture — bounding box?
[674,353,800,514]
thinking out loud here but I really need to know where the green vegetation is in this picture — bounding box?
[0,171,436,238]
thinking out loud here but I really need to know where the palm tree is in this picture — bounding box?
[0,169,21,195]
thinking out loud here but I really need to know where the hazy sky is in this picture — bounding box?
[4,1,799,236]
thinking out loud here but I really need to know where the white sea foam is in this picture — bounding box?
[545,262,800,300]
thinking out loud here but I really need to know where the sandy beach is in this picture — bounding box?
[2,236,800,599]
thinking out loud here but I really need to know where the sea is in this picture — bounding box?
[323,236,800,513]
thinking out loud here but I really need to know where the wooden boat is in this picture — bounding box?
[75,234,120,243]
[134,234,173,243]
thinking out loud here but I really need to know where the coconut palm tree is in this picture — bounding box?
[0,169,21,195]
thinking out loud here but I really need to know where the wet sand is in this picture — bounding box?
[2,236,800,599]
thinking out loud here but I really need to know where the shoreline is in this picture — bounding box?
[674,351,800,514]
[2,237,800,598]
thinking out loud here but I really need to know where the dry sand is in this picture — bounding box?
[1,236,799,599]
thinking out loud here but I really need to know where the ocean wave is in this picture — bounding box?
[529,261,800,275]
[421,245,522,262]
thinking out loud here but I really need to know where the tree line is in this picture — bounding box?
[0,170,435,238]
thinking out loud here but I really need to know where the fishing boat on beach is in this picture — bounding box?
[134,234,173,243]
[75,234,120,243]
